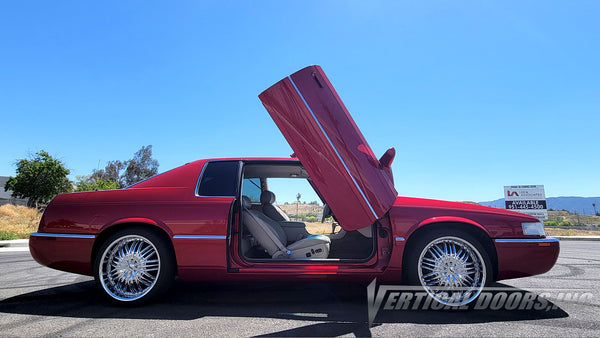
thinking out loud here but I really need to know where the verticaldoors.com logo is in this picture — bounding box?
[366,278,592,327]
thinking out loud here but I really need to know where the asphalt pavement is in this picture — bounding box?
[0,241,599,337]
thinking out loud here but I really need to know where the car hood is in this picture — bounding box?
[259,65,397,231]
[393,196,539,220]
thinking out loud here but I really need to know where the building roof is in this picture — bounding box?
[0,176,12,199]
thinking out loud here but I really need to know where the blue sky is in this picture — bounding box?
[1,1,598,203]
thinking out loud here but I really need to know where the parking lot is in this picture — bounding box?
[1,240,599,337]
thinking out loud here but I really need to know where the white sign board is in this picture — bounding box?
[504,185,548,220]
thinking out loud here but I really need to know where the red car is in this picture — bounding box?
[30,65,559,306]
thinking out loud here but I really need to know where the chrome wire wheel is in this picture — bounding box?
[99,235,161,302]
[417,236,486,306]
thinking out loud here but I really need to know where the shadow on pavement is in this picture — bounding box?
[0,280,568,336]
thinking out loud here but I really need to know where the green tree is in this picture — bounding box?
[91,160,125,187]
[123,145,159,186]
[4,150,71,207]
[74,175,120,192]
[89,146,159,187]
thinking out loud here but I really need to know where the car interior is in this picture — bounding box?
[239,163,376,261]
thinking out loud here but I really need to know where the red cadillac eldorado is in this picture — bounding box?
[29,65,559,306]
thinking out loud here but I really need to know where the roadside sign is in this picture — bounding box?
[504,185,548,220]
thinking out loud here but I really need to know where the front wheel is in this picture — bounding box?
[94,227,175,305]
[405,229,492,306]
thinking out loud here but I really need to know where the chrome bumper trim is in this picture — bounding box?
[30,232,95,239]
[173,235,226,239]
[495,238,559,243]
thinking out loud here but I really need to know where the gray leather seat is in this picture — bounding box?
[260,190,290,221]
[242,196,330,259]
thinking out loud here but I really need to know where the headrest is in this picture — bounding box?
[260,190,276,204]
[242,195,252,208]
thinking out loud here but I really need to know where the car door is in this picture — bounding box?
[259,65,397,231]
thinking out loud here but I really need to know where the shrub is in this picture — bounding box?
[0,232,19,240]
[559,221,573,227]
[75,178,120,192]
[544,221,559,227]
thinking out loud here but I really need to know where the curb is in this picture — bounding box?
[552,236,600,241]
[0,239,29,248]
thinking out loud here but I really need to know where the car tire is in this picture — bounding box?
[94,227,175,306]
[405,229,492,307]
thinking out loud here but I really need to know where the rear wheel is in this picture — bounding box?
[94,228,174,305]
[405,229,491,306]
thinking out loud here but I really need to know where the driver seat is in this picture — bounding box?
[242,196,330,259]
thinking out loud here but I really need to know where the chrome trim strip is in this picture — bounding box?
[194,161,209,197]
[173,235,227,239]
[30,232,95,239]
[495,238,559,243]
[395,237,405,241]
[288,75,378,219]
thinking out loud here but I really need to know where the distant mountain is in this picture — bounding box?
[479,197,600,215]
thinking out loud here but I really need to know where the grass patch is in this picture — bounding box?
[0,204,41,239]
[0,232,20,240]
[545,227,599,236]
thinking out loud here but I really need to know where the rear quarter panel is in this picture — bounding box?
[32,159,234,278]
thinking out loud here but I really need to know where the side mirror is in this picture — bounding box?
[379,147,395,169]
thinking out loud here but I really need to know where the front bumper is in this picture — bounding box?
[495,237,560,280]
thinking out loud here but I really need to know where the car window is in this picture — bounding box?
[242,178,261,202]
[197,161,239,196]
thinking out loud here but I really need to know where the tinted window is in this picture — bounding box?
[197,161,239,196]
[242,178,262,202]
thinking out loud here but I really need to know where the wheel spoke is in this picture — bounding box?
[422,257,437,264]
[421,260,438,270]
[430,245,444,259]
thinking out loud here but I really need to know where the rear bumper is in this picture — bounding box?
[495,237,560,280]
[29,233,95,276]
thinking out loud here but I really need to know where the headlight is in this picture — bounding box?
[522,222,545,236]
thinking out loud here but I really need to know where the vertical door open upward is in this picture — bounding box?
[259,65,397,231]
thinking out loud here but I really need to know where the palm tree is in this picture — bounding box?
[296,193,301,220]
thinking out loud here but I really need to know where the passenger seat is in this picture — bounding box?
[260,190,290,221]
[242,196,330,259]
